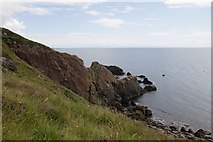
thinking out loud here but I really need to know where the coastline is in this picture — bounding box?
[2,28,211,141]
[104,66,212,141]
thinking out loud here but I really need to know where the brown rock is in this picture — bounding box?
[3,28,90,99]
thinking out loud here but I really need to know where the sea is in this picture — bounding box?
[56,48,211,131]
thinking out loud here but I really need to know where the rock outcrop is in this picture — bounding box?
[144,85,157,92]
[88,61,119,105]
[2,28,146,108]
[88,61,145,106]
[143,77,153,85]
[2,28,90,99]
[104,65,125,76]
[114,76,145,105]
[1,57,17,72]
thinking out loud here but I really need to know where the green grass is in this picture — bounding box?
[2,43,174,140]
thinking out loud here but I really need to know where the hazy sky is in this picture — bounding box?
[1,0,211,48]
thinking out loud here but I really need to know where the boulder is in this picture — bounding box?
[162,74,165,77]
[180,127,187,133]
[142,77,153,85]
[114,76,146,100]
[188,128,194,134]
[169,125,178,131]
[1,57,17,72]
[194,129,205,138]
[126,72,131,76]
[104,65,125,76]
[144,85,157,92]
[138,80,143,84]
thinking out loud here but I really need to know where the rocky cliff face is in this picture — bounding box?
[2,28,90,99]
[2,28,145,107]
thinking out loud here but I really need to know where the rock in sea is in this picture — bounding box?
[144,85,157,92]
[104,65,125,76]
[142,77,153,85]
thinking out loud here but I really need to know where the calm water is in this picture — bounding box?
[56,48,211,131]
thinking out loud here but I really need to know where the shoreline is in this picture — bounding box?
[108,71,212,141]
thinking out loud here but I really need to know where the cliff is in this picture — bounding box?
[1,28,171,140]
[2,28,145,108]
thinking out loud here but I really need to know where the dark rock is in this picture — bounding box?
[145,108,152,117]
[130,101,137,106]
[126,72,131,76]
[142,77,153,85]
[169,125,178,131]
[162,74,165,77]
[188,128,194,134]
[121,97,131,107]
[180,127,187,133]
[137,75,145,78]
[194,129,205,138]
[138,80,143,83]
[144,85,157,92]
[1,57,17,72]
[104,65,125,76]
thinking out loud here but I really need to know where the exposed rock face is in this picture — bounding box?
[2,28,146,109]
[2,28,90,98]
[104,65,125,76]
[88,62,145,106]
[1,57,17,72]
[88,61,119,105]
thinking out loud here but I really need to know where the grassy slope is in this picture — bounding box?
[1,43,174,140]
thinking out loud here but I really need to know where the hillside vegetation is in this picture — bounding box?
[1,31,173,140]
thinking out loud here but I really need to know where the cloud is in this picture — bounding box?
[22,6,51,15]
[1,2,52,34]
[85,10,99,16]
[3,18,26,34]
[164,0,212,8]
[109,5,136,15]
[92,18,125,28]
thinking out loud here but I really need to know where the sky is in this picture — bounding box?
[0,0,212,48]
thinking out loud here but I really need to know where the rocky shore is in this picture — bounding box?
[2,28,211,141]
